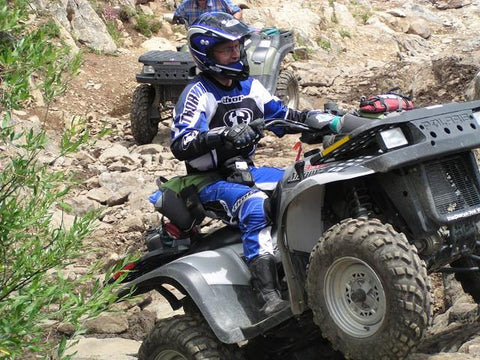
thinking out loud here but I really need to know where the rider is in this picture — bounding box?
[170,12,339,316]
[173,0,242,26]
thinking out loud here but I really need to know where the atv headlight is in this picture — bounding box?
[142,65,155,74]
[473,111,480,126]
[377,127,408,151]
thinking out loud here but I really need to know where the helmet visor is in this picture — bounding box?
[212,41,244,57]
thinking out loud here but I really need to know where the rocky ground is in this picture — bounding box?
[14,0,480,358]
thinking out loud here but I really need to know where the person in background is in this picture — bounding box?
[172,0,243,26]
[170,12,343,316]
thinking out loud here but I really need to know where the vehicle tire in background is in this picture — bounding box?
[130,84,158,145]
[307,218,431,360]
[138,314,246,360]
[275,69,299,109]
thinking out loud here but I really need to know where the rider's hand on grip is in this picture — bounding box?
[324,102,346,116]
[305,110,342,133]
[223,123,260,149]
[249,118,265,139]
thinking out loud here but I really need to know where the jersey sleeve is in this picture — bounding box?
[174,1,186,18]
[170,82,213,161]
[249,79,290,136]
[221,0,241,14]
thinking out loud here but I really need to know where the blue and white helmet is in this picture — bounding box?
[187,12,252,80]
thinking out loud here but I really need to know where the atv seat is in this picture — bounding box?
[188,226,242,254]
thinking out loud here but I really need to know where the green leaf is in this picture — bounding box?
[0,2,131,357]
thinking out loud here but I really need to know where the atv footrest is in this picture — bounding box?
[240,304,293,339]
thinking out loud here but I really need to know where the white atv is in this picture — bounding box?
[112,100,480,359]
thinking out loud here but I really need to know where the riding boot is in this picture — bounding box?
[249,254,288,316]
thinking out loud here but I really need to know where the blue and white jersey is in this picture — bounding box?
[171,74,291,171]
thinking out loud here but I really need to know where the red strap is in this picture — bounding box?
[164,221,197,239]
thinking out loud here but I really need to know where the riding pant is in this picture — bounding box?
[198,166,284,261]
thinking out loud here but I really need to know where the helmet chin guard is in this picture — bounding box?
[187,12,252,80]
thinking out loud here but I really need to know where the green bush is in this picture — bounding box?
[0,2,129,358]
[339,29,351,38]
[119,6,137,22]
[134,14,162,37]
[134,14,151,37]
[350,2,372,25]
[149,18,163,34]
[317,38,332,51]
[107,20,122,45]
[40,19,60,38]
[0,1,82,114]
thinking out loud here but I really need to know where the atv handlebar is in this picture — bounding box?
[264,113,376,137]
[263,118,312,132]
[261,114,375,147]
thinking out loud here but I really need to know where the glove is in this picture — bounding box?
[223,123,260,149]
[248,118,265,138]
[323,102,346,116]
[304,110,343,133]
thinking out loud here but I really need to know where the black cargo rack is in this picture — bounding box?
[136,50,197,85]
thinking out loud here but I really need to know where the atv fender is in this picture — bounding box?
[276,161,375,315]
[248,30,295,94]
[283,165,374,249]
[119,243,292,344]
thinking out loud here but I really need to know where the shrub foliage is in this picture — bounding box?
[0,1,127,358]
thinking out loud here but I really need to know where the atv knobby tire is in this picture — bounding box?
[138,314,245,360]
[275,69,299,109]
[307,218,431,360]
[131,84,159,145]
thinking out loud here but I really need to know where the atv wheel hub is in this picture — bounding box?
[324,256,386,338]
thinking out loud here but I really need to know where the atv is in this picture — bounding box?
[112,100,480,359]
[130,26,299,145]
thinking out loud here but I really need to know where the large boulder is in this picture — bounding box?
[49,0,117,54]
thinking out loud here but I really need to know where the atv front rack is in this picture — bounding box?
[311,101,480,172]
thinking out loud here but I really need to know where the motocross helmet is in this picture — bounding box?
[187,12,252,80]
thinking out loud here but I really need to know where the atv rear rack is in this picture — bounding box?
[136,50,197,85]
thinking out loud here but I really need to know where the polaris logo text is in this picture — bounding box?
[419,112,470,130]
[446,207,480,221]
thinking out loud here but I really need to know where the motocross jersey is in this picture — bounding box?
[171,73,297,172]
